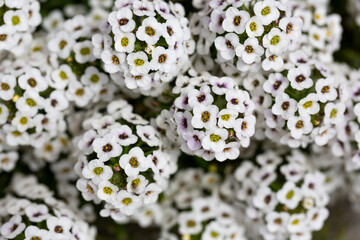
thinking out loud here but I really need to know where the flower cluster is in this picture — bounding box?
[0,173,96,240]
[0,0,42,55]
[238,58,346,149]
[1,0,360,239]
[190,0,303,74]
[233,149,331,240]
[75,99,178,217]
[288,0,342,62]
[158,71,256,161]
[95,0,195,95]
[0,57,70,165]
[45,7,118,107]
[156,168,247,240]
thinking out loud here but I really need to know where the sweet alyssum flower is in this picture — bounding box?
[190,0,301,74]
[97,0,194,95]
[158,71,256,161]
[76,101,177,217]
[0,174,97,240]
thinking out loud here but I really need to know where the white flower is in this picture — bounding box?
[287,65,313,91]
[236,37,264,64]
[150,47,176,73]
[0,151,18,172]
[48,31,75,59]
[136,125,160,146]
[279,17,303,41]
[65,80,94,107]
[136,17,163,45]
[253,187,278,212]
[323,102,345,126]
[202,127,228,152]
[12,112,33,132]
[93,133,123,161]
[101,50,125,74]
[188,85,214,107]
[263,28,289,55]
[265,211,289,233]
[141,183,162,204]
[209,9,226,34]
[115,32,136,53]
[97,181,118,201]
[210,76,235,95]
[16,90,44,117]
[18,68,48,92]
[306,208,329,231]
[262,50,284,71]
[92,34,112,58]
[110,125,138,146]
[214,33,240,61]
[25,204,49,222]
[309,26,326,50]
[222,7,250,34]
[119,147,150,177]
[246,16,264,37]
[162,17,183,46]
[178,212,202,235]
[82,159,113,184]
[126,175,148,194]
[116,191,141,216]
[24,226,50,240]
[287,115,313,139]
[315,77,337,103]
[124,72,152,90]
[108,8,136,33]
[0,74,16,101]
[127,52,150,75]
[46,216,73,240]
[235,115,256,138]
[76,179,100,202]
[191,104,219,130]
[298,93,320,116]
[0,25,16,50]
[272,93,297,120]
[4,10,28,31]
[51,64,76,90]
[73,40,95,64]
[276,181,303,210]
[263,73,289,96]
[133,0,156,17]
[217,109,237,128]
[286,213,306,233]
[0,214,25,239]
[225,89,248,112]
[81,66,109,92]
[183,130,204,151]
[202,221,225,240]
[254,0,280,25]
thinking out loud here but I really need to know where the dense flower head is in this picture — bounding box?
[241,59,347,150]
[147,168,248,240]
[94,0,195,96]
[190,0,303,74]
[0,0,42,55]
[157,70,256,161]
[287,0,342,63]
[75,98,179,217]
[0,173,97,240]
[233,149,331,240]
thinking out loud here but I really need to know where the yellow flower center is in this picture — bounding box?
[103,187,113,195]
